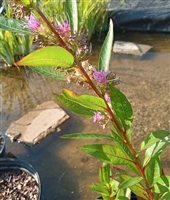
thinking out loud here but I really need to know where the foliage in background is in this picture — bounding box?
[37,0,110,40]
[0,29,33,65]
[0,0,33,65]
[0,0,110,65]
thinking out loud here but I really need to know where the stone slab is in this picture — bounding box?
[113,41,152,56]
[6,101,69,145]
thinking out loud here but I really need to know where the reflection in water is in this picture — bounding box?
[0,67,64,133]
[0,33,170,199]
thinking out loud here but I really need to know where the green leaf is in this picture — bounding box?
[62,88,107,111]
[20,0,30,5]
[154,176,170,193]
[80,144,129,164]
[115,188,131,200]
[80,143,139,175]
[143,134,170,166]
[116,197,129,200]
[0,39,14,65]
[80,94,107,109]
[119,177,143,189]
[111,133,135,161]
[54,94,93,118]
[118,174,149,200]
[65,0,78,33]
[140,130,169,151]
[145,156,161,187]
[16,46,74,68]
[159,191,170,200]
[30,66,66,80]
[0,16,33,35]
[61,133,115,141]
[130,185,149,200]
[98,19,114,71]
[91,164,118,199]
[109,85,133,130]
[89,184,109,197]
[100,163,111,184]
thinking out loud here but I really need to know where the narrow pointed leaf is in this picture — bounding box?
[109,85,133,130]
[62,88,107,111]
[98,19,114,71]
[140,130,169,151]
[158,192,170,200]
[20,0,30,5]
[89,184,109,196]
[145,156,161,187]
[143,134,170,166]
[0,16,33,35]
[110,130,134,160]
[80,144,137,175]
[55,94,93,118]
[30,66,65,80]
[116,197,129,200]
[119,175,149,200]
[115,188,131,199]
[61,133,115,141]
[80,143,139,175]
[80,144,129,165]
[100,163,111,184]
[16,46,74,68]
[65,0,78,33]
[154,176,170,193]
[119,177,143,189]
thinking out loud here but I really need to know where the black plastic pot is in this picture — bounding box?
[0,158,41,200]
[0,132,5,158]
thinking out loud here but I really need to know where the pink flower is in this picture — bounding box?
[104,93,110,103]
[93,112,103,123]
[25,15,41,31]
[56,20,71,35]
[93,70,110,84]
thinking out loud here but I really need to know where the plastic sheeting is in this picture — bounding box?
[109,0,170,33]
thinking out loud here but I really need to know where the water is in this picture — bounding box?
[0,33,170,199]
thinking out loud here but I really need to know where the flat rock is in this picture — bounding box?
[113,41,152,56]
[6,101,69,145]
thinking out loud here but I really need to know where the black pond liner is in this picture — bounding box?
[97,192,137,200]
[0,158,41,200]
[0,132,5,158]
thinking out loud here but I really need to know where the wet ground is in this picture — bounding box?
[0,32,170,199]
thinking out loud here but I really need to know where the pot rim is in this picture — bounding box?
[0,132,5,155]
[0,158,41,200]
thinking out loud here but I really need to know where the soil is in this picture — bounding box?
[0,169,39,200]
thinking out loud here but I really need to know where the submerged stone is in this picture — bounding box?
[113,41,152,56]
[6,101,69,145]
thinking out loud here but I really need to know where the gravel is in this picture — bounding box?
[0,169,39,200]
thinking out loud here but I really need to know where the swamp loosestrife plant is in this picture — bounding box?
[1,0,169,199]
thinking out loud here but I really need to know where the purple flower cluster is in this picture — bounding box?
[93,112,103,123]
[56,20,71,36]
[104,93,110,103]
[25,15,41,31]
[93,70,110,84]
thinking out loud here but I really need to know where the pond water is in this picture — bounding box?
[0,32,170,200]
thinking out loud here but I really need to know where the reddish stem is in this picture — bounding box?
[31,2,71,53]
[78,63,154,200]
